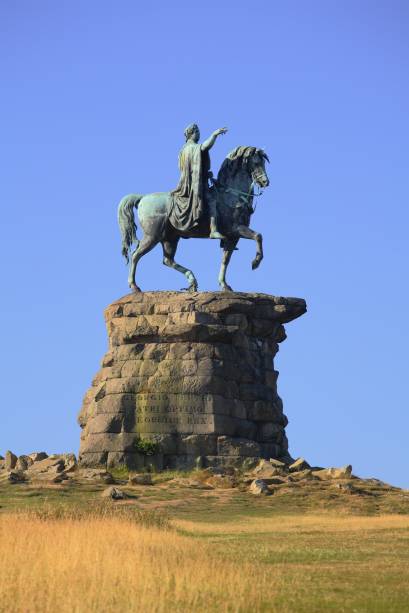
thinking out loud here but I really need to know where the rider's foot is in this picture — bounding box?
[209,231,226,239]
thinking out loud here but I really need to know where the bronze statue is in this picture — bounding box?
[170,123,227,239]
[118,127,270,292]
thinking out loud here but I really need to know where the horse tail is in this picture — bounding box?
[118,194,143,263]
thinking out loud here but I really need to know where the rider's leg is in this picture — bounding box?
[162,239,198,291]
[208,191,225,239]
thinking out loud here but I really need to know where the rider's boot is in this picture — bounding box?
[209,217,226,239]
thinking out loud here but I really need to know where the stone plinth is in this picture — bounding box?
[78,292,306,470]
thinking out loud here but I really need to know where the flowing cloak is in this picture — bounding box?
[169,142,210,232]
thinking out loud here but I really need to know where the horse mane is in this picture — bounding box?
[217,146,269,183]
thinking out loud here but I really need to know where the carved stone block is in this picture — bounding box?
[78,291,306,469]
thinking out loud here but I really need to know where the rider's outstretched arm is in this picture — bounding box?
[201,127,228,151]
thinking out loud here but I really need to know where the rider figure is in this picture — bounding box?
[170,123,227,239]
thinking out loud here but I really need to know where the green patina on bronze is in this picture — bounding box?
[118,125,270,292]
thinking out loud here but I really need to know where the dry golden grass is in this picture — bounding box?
[0,513,276,613]
[175,513,409,534]
[1,510,409,612]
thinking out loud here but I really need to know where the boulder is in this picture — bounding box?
[249,479,270,495]
[7,470,26,483]
[269,458,287,468]
[262,476,287,485]
[253,459,286,478]
[288,469,315,481]
[129,473,153,485]
[312,465,352,480]
[333,482,355,493]
[206,474,236,489]
[289,457,310,472]
[15,455,34,471]
[26,455,77,482]
[27,456,65,474]
[78,469,114,483]
[60,453,77,472]
[169,478,213,489]
[5,451,17,471]
[101,486,127,500]
[29,452,48,462]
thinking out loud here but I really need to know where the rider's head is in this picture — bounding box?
[184,123,200,142]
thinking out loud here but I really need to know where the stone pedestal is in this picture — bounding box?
[78,292,306,470]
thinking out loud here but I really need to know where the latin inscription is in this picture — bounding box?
[135,393,214,433]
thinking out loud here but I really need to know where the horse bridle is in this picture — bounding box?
[211,172,264,212]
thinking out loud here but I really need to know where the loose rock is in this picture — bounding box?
[206,474,236,489]
[7,470,26,483]
[313,465,352,480]
[289,457,310,472]
[253,459,286,479]
[5,451,17,471]
[102,486,127,500]
[29,452,48,463]
[129,474,153,485]
[249,479,270,495]
[16,455,33,471]
[288,469,316,482]
[269,458,286,468]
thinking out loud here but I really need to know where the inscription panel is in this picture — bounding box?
[135,393,215,434]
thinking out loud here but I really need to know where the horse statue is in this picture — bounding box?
[118,146,270,292]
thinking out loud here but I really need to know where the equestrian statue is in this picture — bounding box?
[118,124,270,292]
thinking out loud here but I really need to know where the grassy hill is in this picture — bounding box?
[1,470,409,612]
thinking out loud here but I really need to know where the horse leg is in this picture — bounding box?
[162,239,198,292]
[236,225,263,270]
[218,240,238,291]
[128,234,159,291]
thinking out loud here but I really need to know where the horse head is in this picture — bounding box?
[217,146,270,188]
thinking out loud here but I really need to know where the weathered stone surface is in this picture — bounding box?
[289,457,311,472]
[206,474,236,489]
[26,454,77,481]
[78,468,113,482]
[79,292,306,469]
[5,451,17,470]
[29,452,48,462]
[7,470,26,483]
[288,469,316,481]
[249,479,270,495]
[313,465,353,480]
[253,459,287,478]
[168,477,213,489]
[102,486,126,499]
[217,436,261,457]
[129,473,153,485]
[15,455,34,471]
[269,458,287,468]
[178,434,217,456]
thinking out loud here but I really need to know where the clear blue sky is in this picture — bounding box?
[1,1,408,486]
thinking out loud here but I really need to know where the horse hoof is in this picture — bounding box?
[129,284,141,293]
[221,285,233,292]
[180,285,198,293]
[251,259,261,270]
